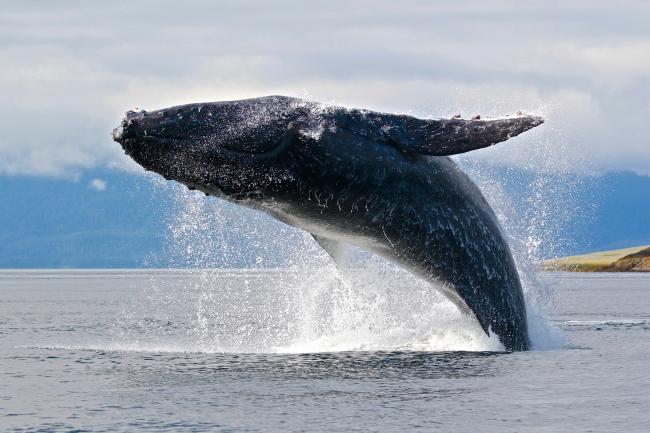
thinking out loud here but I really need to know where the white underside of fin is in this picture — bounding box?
[311,234,345,270]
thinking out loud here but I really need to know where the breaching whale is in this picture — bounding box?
[113,95,543,351]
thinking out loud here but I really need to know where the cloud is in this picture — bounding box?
[88,178,107,191]
[0,1,649,176]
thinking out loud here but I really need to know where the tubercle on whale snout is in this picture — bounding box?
[112,110,148,143]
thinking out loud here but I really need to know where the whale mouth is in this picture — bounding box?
[112,109,280,201]
[113,110,247,159]
[113,109,187,144]
[113,101,292,155]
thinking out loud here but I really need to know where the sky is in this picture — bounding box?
[1,0,650,178]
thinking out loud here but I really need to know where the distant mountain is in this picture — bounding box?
[582,171,650,250]
[482,167,650,257]
[0,168,648,268]
[0,171,170,268]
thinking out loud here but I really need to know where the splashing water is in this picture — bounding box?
[116,167,573,353]
[116,184,503,353]
[121,185,503,353]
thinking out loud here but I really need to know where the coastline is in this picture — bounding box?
[541,245,650,272]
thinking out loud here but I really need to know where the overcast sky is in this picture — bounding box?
[1,1,649,177]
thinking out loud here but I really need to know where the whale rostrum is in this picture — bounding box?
[113,95,544,351]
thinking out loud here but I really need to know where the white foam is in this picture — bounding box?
[105,200,512,354]
[37,263,506,355]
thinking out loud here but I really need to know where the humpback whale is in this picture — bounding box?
[113,95,543,351]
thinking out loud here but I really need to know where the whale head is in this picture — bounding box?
[112,96,307,201]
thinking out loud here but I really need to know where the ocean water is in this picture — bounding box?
[1,270,649,432]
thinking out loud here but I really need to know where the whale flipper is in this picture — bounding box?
[312,234,345,268]
[331,109,543,156]
[381,114,544,156]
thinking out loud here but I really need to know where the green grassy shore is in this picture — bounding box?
[542,245,650,272]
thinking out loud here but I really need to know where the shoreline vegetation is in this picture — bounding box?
[541,245,650,272]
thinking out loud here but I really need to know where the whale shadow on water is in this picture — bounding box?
[113,96,545,351]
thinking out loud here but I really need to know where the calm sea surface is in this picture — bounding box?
[1,270,649,432]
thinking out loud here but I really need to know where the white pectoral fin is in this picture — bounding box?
[311,234,345,269]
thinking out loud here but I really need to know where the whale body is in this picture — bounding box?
[113,95,543,351]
